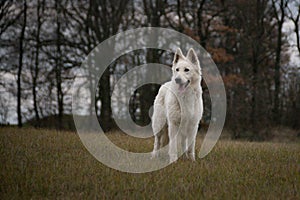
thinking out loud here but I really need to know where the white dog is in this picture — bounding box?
[152,48,203,162]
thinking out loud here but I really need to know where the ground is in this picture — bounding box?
[0,127,299,199]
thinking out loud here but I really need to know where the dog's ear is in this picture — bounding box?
[186,48,199,66]
[173,48,184,65]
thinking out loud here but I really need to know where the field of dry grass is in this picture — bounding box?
[0,127,299,199]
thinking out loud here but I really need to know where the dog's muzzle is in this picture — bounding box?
[175,78,190,92]
[175,77,182,84]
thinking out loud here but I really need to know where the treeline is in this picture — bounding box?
[0,0,299,139]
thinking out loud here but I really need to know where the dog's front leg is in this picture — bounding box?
[187,126,198,161]
[180,135,187,155]
[168,123,178,163]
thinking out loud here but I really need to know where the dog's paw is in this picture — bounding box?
[189,154,196,161]
[151,151,158,159]
[169,154,178,163]
[185,152,196,161]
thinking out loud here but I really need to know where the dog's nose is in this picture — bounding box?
[175,78,182,84]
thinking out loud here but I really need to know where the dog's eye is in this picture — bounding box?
[176,68,179,72]
[184,68,190,72]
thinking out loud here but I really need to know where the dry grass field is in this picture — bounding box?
[0,127,299,199]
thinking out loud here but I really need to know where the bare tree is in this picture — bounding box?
[287,2,300,55]
[271,0,289,123]
[88,0,129,131]
[0,0,298,136]
[17,0,27,127]
[31,0,45,124]
[54,0,64,128]
[0,1,22,36]
[0,91,9,124]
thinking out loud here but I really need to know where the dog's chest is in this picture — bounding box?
[166,89,201,124]
[181,91,200,118]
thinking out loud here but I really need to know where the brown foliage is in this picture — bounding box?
[207,47,234,63]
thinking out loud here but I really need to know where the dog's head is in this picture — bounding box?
[172,48,201,93]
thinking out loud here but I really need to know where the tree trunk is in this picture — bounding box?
[33,0,42,124]
[250,0,264,137]
[197,0,207,48]
[99,69,113,132]
[251,50,258,133]
[55,0,63,129]
[139,1,162,125]
[273,0,285,124]
[291,6,300,55]
[90,0,129,132]
[295,19,300,54]
[139,49,161,125]
[17,0,27,128]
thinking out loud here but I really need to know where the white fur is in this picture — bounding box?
[152,48,203,162]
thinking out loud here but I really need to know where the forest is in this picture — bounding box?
[0,0,299,140]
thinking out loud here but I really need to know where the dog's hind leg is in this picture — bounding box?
[152,125,168,158]
[152,135,160,158]
[160,126,169,147]
[151,103,166,158]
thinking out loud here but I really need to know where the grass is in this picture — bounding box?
[0,127,299,199]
